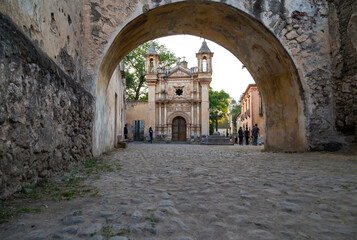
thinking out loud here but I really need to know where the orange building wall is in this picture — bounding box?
[237,84,265,138]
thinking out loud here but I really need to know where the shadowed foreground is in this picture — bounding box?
[1,143,356,239]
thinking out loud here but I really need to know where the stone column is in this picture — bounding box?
[164,104,167,125]
[197,104,200,125]
[187,123,191,142]
[164,104,167,138]
[191,105,194,138]
[197,81,199,100]
[158,103,161,135]
[158,80,161,99]
[201,83,209,136]
[147,82,156,137]
[168,124,172,141]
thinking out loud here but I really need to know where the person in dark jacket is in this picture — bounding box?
[252,123,260,145]
[244,127,250,145]
[149,127,153,144]
[238,127,244,145]
[124,124,128,139]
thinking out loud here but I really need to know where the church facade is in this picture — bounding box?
[126,41,213,142]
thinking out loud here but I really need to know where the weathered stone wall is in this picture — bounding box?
[329,0,357,145]
[0,0,85,90]
[0,14,93,199]
[81,0,139,95]
[267,0,337,150]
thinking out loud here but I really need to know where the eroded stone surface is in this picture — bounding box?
[0,13,93,200]
[0,143,356,239]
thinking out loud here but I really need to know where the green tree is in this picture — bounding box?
[209,87,230,135]
[218,116,230,128]
[231,104,241,133]
[124,41,177,100]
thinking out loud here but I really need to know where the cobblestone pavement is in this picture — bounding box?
[1,143,357,240]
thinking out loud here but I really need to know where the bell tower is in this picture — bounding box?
[145,42,160,74]
[196,40,214,73]
[144,42,160,137]
[196,40,213,136]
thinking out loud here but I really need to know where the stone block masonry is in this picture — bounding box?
[329,0,357,145]
[0,14,94,199]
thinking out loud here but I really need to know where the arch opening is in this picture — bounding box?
[202,56,207,72]
[95,1,307,153]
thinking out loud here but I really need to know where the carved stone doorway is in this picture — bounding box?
[172,117,186,141]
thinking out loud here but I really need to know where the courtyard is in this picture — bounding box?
[1,143,356,239]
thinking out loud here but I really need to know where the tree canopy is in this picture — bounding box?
[231,104,241,133]
[209,87,230,134]
[124,41,177,100]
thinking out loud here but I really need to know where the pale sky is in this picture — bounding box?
[156,35,255,102]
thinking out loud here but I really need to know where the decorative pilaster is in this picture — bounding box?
[147,82,156,137]
[200,82,210,137]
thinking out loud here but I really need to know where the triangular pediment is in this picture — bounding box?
[168,66,191,77]
[170,69,188,77]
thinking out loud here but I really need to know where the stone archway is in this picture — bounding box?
[167,111,191,126]
[167,111,191,141]
[96,1,306,152]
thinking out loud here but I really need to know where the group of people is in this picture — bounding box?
[126,124,259,146]
[123,124,153,143]
[237,124,260,146]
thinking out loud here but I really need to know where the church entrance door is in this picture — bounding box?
[172,117,186,141]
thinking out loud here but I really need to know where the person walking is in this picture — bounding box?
[252,123,260,145]
[124,124,128,140]
[149,127,153,144]
[244,127,250,145]
[238,127,244,145]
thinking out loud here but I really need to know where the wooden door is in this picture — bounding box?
[172,117,186,141]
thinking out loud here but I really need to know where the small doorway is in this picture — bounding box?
[172,117,186,141]
[133,120,145,141]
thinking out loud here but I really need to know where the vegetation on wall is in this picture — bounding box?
[124,41,177,100]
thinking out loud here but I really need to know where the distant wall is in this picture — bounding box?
[126,101,148,139]
[0,14,93,199]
